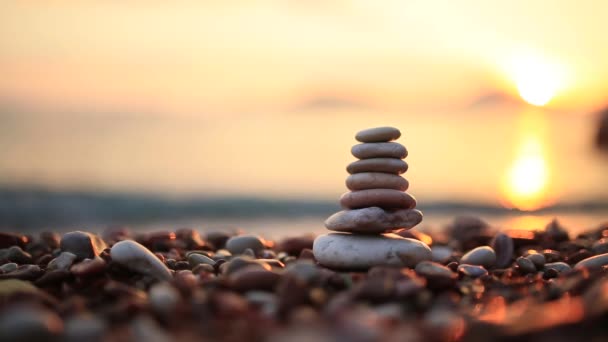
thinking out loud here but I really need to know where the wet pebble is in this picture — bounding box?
[460,246,496,268]
[60,231,106,260]
[516,256,536,274]
[225,234,265,255]
[457,264,488,278]
[544,262,572,273]
[524,251,546,269]
[574,253,608,270]
[110,240,172,281]
[47,252,77,271]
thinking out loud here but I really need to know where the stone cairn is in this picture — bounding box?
[313,126,432,269]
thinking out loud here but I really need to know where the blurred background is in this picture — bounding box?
[1,1,607,236]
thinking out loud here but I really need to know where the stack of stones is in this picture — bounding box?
[313,126,431,269]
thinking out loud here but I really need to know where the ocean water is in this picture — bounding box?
[103,211,608,240]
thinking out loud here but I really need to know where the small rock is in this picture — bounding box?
[276,235,315,255]
[47,252,77,271]
[0,264,43,281]
[592,238,608,255]
[574,253,608,270]
[0,279,40,297]
[516,256,537,274]
[60,231,107,260]
[39,232,61,249]
[64,315,105,342]
[110,240,172,281]
[149,282,181,316]
[524,251,546,269]
[347,158,409,175]
[431,246,453,264]
[457,264,488,278]
[351,142,407,159]
[355,126,401,143]
[0,232,28,249]
[544,262,572,273]
[228,266,282,292]
[415,261,456,278]
[0,262,18,273]
[0,305,64,342]
[346,172,409,191]
[313,232,431,269]
[225,235,265,255]
[187,253,216,268]
[491,232,513,268]
[6,246,32,264]
[460,246,496,268]
[325,207,422,233]
[221,256,270,275]
[70,257,107,276]
[340,189,416,210]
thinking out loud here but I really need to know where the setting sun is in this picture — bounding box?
[503,138,550,210]
[505,53,566,106]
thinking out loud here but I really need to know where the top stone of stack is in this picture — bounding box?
[355,126,401,143]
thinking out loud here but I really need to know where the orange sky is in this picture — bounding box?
[1,2,607,208]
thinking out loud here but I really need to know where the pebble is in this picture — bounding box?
[0,279,40,297]
[70,257,107,276]
[524,251,546,269]
[187,253,216,268]
[346,172,409,191]
[110,240,172,281]
[325,207,423,233]
[574,253,608,270]
[228,266,282,292]
[460,246,496,268]
[221,256,270,275]
[591,238,608,255]
[46,252,77,271]
[355,126,401,143]
[0,264,44,281]
[431,246,453,264]
[0,232,28,249]
[340,189,416,209]
[516,256,537,274]
[544,262,572,273]
[491,232,514,268]
[0,262,18,273]
[5,246,33,264]
[347,158,409,175]
[415,261,456,278]
[63,315,106,342]
[457,264,488,278]
[225,234,265,255]
[149,282,181,316]
[0,305,64,342]
[60,231,107,260]
[351,142,408,159]
[313,232,431,269]
[276,235,315,255]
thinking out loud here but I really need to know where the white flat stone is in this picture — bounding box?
[313,232,431,269]
[110,240,172,281]
[324,207,422,233]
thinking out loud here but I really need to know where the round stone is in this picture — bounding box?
[355,126,401,143]
[60,231,107,260]
[574,253,608,270]
[225,235,265,255]
[346,173,409,191]
[351,142,407,159]
[324,207,422,233]
[460,246,496,268]
[110,240,172,281]
[347,158,408,175]
[312,232,431,269]
[339,190,416,209]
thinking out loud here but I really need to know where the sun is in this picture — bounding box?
[506,53,565,106]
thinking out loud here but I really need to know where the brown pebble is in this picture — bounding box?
[346,173,409,191]
[355,126,401,143]
[340,189,416,209]
[347,158,409,175]
[351,142,408,159]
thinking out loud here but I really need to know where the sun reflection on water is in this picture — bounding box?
[501,110,553,211]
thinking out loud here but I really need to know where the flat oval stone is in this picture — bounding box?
[110,240,172,281]
[460,246,496,268]
[313,232,431,269]
[46,252,77,271]
[457,264,488,278]
[346,173,409,191]
[325,207,422,233]
[544,262,571,273]
[340,190,416,209]
[355,126,401,143]
[351,143,407,159]
[574,253,608,269]
[347,158,408,174]
[225,235,265,255]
